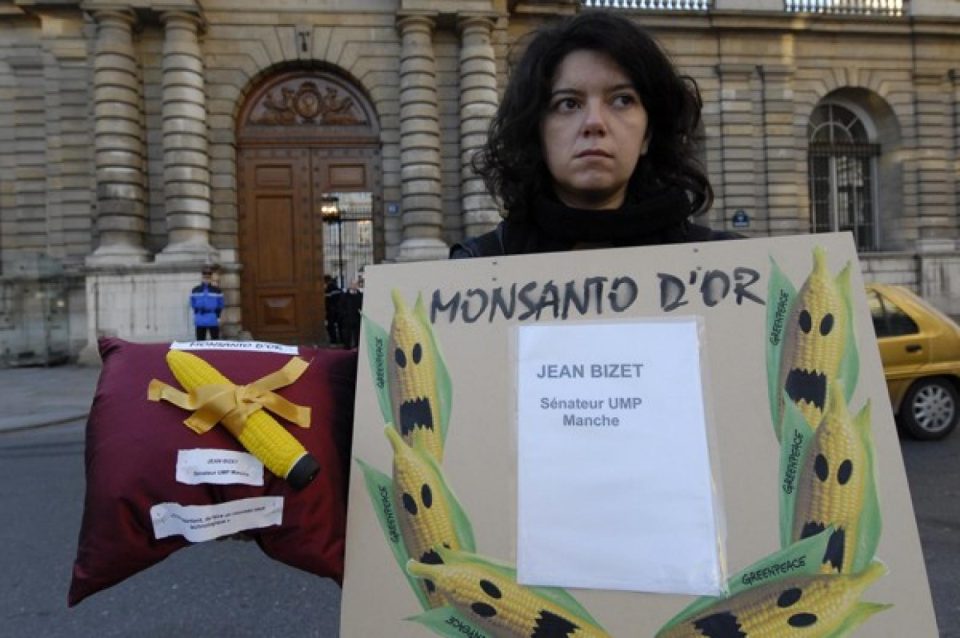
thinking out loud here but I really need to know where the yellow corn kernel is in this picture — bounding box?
[166,350,317,488]
[777,247,850,437]
[657,562,887,638]
[407,549,612,638]
[793,384,872,573]
[388,290,444,462]
[386,426,464,608]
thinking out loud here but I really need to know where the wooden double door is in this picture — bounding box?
[238,146,377,344]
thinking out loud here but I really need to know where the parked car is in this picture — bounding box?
[867,283,960,440]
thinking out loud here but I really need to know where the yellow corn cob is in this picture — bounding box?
[657,562,887,638]
[388,290,444,462]
[793,384,872,573]
[777,247,851,438]
[166,350,318,489]
[385,425,465,608]
[407,548,612,638]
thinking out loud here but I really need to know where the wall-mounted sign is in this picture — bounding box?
[732,209,750,228]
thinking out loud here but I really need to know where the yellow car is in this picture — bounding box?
[867,283,960,440]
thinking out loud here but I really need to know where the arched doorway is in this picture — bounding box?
[236,69,381,344]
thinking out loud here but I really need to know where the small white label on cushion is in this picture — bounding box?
[150,497,283,542]
[176,449,265,486]
[170,340,299,355]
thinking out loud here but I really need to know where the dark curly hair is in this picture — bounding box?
[474,11,713,220]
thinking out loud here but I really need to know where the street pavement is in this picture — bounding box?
[0,363,100,433]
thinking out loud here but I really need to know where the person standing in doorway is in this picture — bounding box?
[340,276,364,349]
[190,265,224,340]
[324,274,343,345]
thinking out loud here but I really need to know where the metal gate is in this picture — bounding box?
[320,191,374,289]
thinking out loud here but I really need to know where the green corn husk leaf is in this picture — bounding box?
[414,292,453,445]
[766,256,797,441]
[836,262,860,405]
[407,606,492,638]
[657,529,833,635]
[362,314,393,427]
[852,401,883,574]
[356,458,429,611]
[779,393,816,548]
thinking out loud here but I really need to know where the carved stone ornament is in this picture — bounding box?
[249,79,365,126]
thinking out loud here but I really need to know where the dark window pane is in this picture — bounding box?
[867,290,889,337]
[881,295,919,337]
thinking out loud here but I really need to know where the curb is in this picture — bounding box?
[0,412,89,434]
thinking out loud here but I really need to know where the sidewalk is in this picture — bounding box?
[0,364,101,433]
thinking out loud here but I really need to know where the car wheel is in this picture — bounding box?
[899,377,960,440]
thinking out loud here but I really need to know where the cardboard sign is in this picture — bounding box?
[340,233,938,637]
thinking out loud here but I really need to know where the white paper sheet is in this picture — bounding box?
[176,449,265,486]
[151,496,283,542]
[170,340,299,355]
[516,319,724,595]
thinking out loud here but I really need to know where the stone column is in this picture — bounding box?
[88,9,149,264]
[952,69,960,238]
[714,64,759,234]
[912,70,955,252]
[7,55,46,270]
[157,10,215,262]
[396,13,447,262]
[756,65,799,236]
[40,14,95,267]
[457,14,500,239]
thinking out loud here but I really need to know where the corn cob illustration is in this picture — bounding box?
[792,384,874,574]
[777,247,851,436]
[386,425,470,608]
[388,290,445,462]
[657,562,888,638]
[407,547,612,638]
[164,350,319,490]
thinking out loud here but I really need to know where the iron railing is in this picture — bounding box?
[785,0,905,15]
[581,0,711,10]
[581,0,907,14]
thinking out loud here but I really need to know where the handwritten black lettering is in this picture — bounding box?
[462,288,488,323]
[658,272,688,312]
[700,270,731,307]
[608,276,638,312]
[734,267,764,306]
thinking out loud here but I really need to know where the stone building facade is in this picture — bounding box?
[1,0,958,362]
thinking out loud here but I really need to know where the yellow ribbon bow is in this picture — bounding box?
[148,356,312,437]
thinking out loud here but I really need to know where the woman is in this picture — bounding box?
[452,11,735,258]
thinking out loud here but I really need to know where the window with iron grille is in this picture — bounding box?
[807,103,881,251]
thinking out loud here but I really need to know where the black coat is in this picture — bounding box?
[451,219,739,259]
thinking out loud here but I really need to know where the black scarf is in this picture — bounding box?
[502,188,696,254]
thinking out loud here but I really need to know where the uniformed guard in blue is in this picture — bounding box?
[190,266,224,340]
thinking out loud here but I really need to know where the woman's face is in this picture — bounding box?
[540,49,650,210]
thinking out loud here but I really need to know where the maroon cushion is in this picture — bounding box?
[68,338,356,606]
